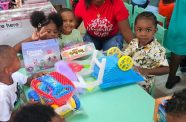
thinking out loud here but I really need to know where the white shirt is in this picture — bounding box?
[0,72,27,121]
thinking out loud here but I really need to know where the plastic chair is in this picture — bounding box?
[124,2,133,28]
[155,24,167,45]
[154,13,167,29]
[133,6,167,31]
[66,0,71,9]
[132,5,144,31]
[155,24,170,58]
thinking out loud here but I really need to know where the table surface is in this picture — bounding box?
[66,84,155,122]
[19,55,155,122]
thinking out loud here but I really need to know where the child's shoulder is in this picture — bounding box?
[153,38,165,47]
[72,29,81,33]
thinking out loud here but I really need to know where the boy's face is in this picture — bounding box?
[42,22,59,39]
[135,18,157,46]
[61,11,76,35]
[10,48,21,73]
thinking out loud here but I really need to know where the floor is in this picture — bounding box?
[154,69,186,98]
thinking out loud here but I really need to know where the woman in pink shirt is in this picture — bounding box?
[75,0,134,51]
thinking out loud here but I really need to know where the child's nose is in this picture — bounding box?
[141,30,146,36]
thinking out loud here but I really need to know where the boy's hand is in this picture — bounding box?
[27,72,48,86]
[134,66,149,76]
[32,71,48,79]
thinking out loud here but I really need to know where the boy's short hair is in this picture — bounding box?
[135,11,158,28]
[0,45,13,71]
[165,89,186,115]
[13,104,59,122]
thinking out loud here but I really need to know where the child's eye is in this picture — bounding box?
[146,29,152,32]
[54,31,58,34]
[137,28,142,32]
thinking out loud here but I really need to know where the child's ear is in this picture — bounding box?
[154,27,158,33]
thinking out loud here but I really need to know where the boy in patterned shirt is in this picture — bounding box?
[123,11,169,93]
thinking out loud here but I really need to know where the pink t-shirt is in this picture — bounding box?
[75,0,129,38]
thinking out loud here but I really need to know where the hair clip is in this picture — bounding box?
[38,23,42,28]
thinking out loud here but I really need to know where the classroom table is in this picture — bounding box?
[19,53,155,122]
[66,84,155,122]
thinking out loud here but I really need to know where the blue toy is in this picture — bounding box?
[37,75,74,99]
[92,55,144,89]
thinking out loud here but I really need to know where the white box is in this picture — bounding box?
[0,2,55,46]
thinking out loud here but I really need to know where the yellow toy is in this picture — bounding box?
[107,47,133,71]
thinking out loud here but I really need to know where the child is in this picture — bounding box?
[158,0,175,27]
[13,104,66,122]
[123,11,169,93]
[59,8,83,48]
[13,11,62,52]
[165,89,186,122]
[0,45,46,122]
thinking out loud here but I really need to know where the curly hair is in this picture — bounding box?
[13,104,61,122]
[165,89,186,115]
[30,11,62,31]
[135,11,158,28]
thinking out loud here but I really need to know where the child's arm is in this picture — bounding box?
[26,72,48,86]
[13,37,33,53]
[13,28,48,53]
[135,66,169,76]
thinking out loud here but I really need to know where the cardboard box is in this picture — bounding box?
[61,42,95,60]
[0,1,55,46]
[22,39,61,74]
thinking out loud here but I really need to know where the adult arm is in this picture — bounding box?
[75,16,83,28]
[118,19,134,44]
[13,27,48,53]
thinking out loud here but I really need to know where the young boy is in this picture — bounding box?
[123,11,169,93]
[13,104,65,122]
[0,45,46,122]
[165,89,186,122]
